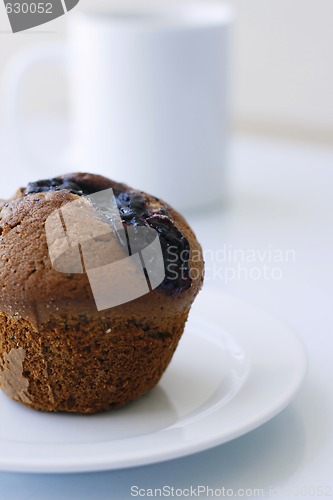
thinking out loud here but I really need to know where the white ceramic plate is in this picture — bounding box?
[0,288,307,473]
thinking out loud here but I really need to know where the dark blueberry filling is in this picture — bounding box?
[25,178,84,196]
[116,192,147,225]
[146,215,191,292]
[24,176,191,293]
[105,187,191,292]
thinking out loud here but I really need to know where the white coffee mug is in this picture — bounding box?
[4,1,232,211]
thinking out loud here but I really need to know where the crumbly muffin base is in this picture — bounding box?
[0,309,189,414]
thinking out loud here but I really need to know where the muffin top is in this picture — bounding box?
[0,173,204,328]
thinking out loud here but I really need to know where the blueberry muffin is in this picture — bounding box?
[0,173,204,413]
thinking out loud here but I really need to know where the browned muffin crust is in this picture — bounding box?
[0,309,190,413]
[0,173,204,413]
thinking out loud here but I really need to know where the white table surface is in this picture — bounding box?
[0,126,332,499]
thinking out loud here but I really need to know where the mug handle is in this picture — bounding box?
[3,43,67,172]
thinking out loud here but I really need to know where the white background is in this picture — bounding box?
[0,0,333,144]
